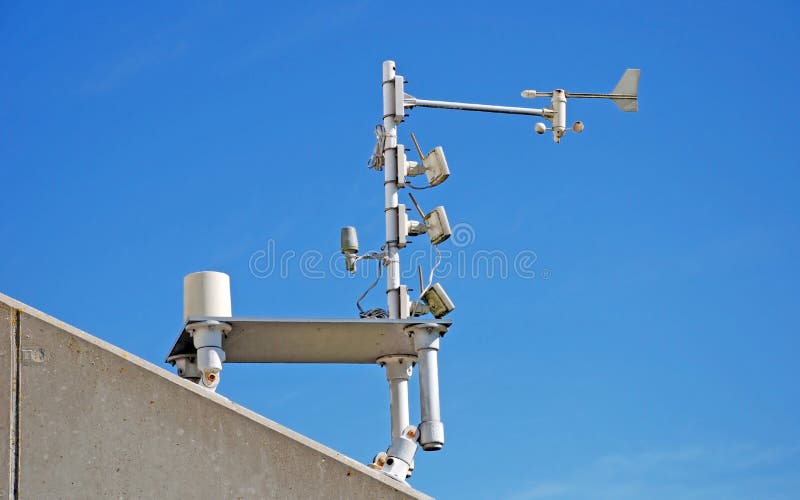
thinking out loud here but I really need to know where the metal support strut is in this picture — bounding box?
[407,323,447,451]
[378,355,416,441]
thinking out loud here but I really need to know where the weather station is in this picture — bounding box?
[165,60,639,483]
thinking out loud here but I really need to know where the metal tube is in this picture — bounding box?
[409,98,545,117]
[418,348,440,435]
[566,92,634,99]
[382,61,401,319]
[380,61,409,456]
[409,324,446,451]
[379,355,415,440]
[390,378,409,437]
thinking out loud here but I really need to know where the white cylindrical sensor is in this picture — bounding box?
[340,226,359,254]
[183,271,232,322]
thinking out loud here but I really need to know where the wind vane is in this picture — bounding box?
[405,68,640,142]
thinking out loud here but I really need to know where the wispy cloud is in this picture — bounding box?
[235,1,369,65]
[508,443,800,500]
[509,482,570,499]
[80,38,186,94]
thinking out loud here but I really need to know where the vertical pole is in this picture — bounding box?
[382,60,401,319]
[381,60,412,445]
[378,356,415,440]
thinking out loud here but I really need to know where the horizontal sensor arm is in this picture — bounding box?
[404,94,546,117]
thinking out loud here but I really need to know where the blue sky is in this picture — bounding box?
[2,1,799,498]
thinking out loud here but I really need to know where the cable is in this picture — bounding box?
[406,180,435,190]
[427,244,442,292]
[368,124,386,171]
[356,252,388,319]
[360,307,389,319]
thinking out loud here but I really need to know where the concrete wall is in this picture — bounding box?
[0,293,431,499]
[1,303,14,498]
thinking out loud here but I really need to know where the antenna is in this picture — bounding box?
[407,192,426,220]
[410,132,424,162]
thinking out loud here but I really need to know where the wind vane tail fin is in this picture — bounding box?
[611,69,640,112]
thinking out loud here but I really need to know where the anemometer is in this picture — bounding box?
[405,68,639,142]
